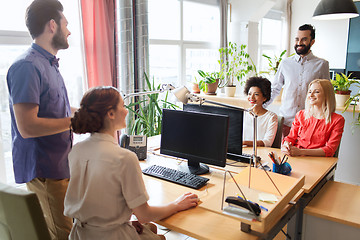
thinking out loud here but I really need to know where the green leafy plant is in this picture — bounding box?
[126,73,179,136]
[262,50,288,76]
[344,75,360,128]
[218,42,254,86]
[197,70,224,92]
[345,93,360,128]
[331,73,358,93]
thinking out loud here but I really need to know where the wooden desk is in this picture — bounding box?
[142,143,338,240]
[141,153,259,240]
[302,181,360,239]
[243,147,338,194]
[304,181,360,228]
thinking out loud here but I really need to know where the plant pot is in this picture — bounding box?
[335,90,351,108]
[205,79,219,95]
[192,83,200,94]
[225,86,236,97]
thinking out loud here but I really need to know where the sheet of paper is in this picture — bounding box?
[258,193,278,203]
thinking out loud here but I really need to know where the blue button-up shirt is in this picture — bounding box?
[7,43,71,183]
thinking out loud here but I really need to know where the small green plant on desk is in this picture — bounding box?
[126,73,179,137]
[331,73,357,94]
[197,70,224,93]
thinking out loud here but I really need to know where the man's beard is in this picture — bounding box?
[52,27,69,50]
[294,42,311,55]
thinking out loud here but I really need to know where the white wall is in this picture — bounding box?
[291,0,349,69]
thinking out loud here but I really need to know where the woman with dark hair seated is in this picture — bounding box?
[64,86,199,240]
[281,79,345,157]
[243,76,278,147]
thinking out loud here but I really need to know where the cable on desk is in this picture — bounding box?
[226,160,248,167]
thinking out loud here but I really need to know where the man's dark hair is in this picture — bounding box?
[25,0,64,39]
[244,76,272,103]
[298,24,315,40]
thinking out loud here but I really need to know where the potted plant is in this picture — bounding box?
[218,42,254,97]
[262,50,288,76]
[261,50,293,101]
[197,70,224,95]
[126,73,179,136]
[331,73,358,107]
[191,77,200,94]
[344,92,360,128]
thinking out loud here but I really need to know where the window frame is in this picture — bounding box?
[149,0,222,88]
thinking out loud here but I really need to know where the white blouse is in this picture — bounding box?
[64,132,149,240]
[243,110,278,147]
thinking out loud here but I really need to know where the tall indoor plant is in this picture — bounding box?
[126,73,179,136]
[218,42,254,97]
[262,50,287,76]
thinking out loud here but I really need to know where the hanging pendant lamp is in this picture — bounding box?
[313,0,359,20]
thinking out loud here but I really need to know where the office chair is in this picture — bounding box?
[271,115,284,149]
[0,183,51,240]
[333,142,341,158]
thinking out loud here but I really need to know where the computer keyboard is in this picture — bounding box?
[142,165,210,189]
[227,153,261,163]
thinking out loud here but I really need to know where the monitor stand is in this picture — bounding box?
[178,160,209,175]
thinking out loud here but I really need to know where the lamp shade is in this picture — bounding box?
[313,0,359,20]
[172,86,191,104]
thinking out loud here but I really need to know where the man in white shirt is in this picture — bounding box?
[267,24,330,138]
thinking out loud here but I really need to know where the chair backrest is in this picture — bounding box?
[0,183,51,240]
[271,115,284,149]
[333,142,341,158]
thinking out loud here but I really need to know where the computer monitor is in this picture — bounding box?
[160,109,229,175]
[183,104,244,161]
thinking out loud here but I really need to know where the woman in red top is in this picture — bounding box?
[281,79,345,157]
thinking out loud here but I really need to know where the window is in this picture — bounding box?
[148,0,221,89]
[0,0,85,186]
[258,11,286,76]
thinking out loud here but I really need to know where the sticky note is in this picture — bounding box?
[258,193,278,203]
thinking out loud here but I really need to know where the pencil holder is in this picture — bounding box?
[272,162,292,175]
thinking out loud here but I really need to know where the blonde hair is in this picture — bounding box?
[305,79,336,124]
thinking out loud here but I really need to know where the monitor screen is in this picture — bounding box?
[160,109,229,175]
[183,104,244,161]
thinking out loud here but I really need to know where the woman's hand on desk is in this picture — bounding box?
[132,192,199,223]
[281,141,301,156]
[174,192,199,212]
[281,141,326,157]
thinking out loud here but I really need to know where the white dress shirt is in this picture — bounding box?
[267,51,330,127]
[243,110,278,147]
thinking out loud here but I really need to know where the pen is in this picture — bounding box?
[268,153,277,164]
[280,155,286,165]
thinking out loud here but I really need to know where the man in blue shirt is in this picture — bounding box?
[6,0,75,239]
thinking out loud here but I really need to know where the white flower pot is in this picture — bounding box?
[335,93,350,108]
[225,86,236,97]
